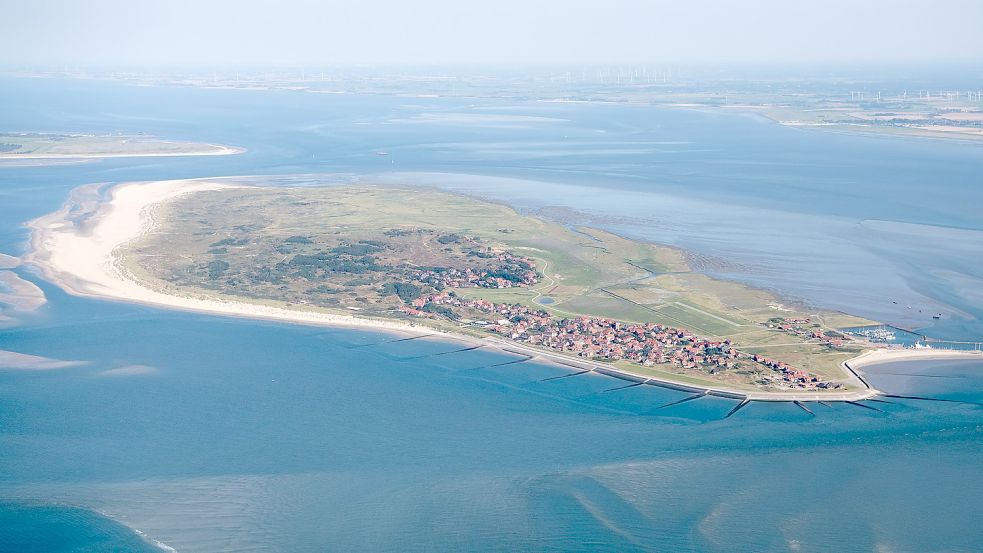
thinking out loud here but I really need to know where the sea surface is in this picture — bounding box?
[0,76,981,552]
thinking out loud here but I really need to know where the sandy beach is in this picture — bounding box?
[846,347,982,369]
[27,179,981,402]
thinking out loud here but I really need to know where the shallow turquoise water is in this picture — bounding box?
[1,77,982,551]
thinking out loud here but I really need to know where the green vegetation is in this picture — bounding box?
[421,303,455,318]
[381,282,422,302]
[206,260,230,279]
[284,235,313,244]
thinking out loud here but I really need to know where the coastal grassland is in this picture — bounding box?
[122,184,875,388]
[0,133,235,157]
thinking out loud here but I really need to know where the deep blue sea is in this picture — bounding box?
[1,76,981,552]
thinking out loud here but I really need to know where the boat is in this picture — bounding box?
[850,327,897,343]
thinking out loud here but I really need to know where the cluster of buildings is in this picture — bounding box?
[398,292,838,390]
[750,354,841,389]
[414,252,539,290]
[504,314,739,368]
[764,317,846,347]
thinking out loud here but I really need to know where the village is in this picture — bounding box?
[764,316,847,348]
[399,290,843,391]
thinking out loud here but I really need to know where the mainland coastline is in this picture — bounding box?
[25,179,982,402]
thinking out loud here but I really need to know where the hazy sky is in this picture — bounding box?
[3,0,983,67]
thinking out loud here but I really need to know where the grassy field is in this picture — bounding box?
[124,183,877,389]
[0,133,231,157]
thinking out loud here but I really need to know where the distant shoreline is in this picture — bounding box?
[1,144,244,160]
[26,178,981,402]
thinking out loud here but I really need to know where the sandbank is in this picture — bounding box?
[0,253,20,269]
[0,350,85,370]
[0,271,46,311]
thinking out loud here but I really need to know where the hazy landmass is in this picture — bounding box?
[11,67,981,143]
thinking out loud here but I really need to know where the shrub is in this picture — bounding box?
[422,302,455,318]
[284,235,314,244]
[380,281,422,302]
[206,260,230,279]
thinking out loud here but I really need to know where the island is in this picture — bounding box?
[0,133,243,165]
[26,177,982,402]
